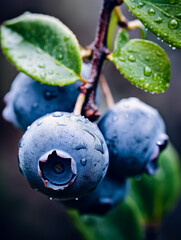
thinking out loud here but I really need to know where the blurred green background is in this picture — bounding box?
[0,0,181,239]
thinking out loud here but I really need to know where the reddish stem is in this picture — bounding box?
[79,0,123,121]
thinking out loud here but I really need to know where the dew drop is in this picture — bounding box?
[48,70,54,75]
[58,54,63,60]
[32,102,38,109]
[49,197,53,201]
[144,83,150,88]
[75,198,79,201]
[80,158,87,166]
[168,19,179,29]
[44,90,57,100]
[154,17,163,23]
[38,64,45,68]
[37,119,43,126]
[131,4,136,9]
[113,115,118,121]
[40,72,46,78]
[139,77,145,83]
[137,2,144,8]
[153,73,158,81]
[148,8,155,15]
[144,66,152,76]
[128,54,136,62]
[52,112,63,117]
[119,56,125,62]
[172,47,176,50]
[145,56,150,61]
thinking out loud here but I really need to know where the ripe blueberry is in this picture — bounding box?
[18,112,109,200]
[62,176,128,215]
[2,63,91,130]
[98,97,168,177]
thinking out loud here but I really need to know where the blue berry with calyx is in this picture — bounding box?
[62,175,129,215]
[18,112,109,200]
[2,63,91,131]
[98,97,168,178]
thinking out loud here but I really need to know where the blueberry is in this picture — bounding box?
[2,63,91,131]
[98,97,168,177]
[18,112,109,200]
[62,176,128,215]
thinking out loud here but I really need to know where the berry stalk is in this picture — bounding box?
[75,0,123,121]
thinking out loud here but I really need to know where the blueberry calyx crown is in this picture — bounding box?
[38,149,77,190]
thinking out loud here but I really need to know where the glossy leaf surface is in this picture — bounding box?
[110,30,170,93]
[1,13,82,86]
[124,0,181,48]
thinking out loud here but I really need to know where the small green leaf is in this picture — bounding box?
[109,30,170,93]
[1,12,82,86]
[131,144,181,224]
[68,197,143,240]
[124,0,181,48]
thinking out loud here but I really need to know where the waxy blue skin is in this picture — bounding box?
[2,63,91,131]
[18,112,109,200]
[62,176,128,215]
[98,98,168,178]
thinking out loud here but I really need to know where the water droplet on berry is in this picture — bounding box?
[44,90,57,100]
[52,112,63,117]
[80,158,87,166]
[37,119,43,126]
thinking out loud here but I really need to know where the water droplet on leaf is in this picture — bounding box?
[128,54,136,62]
[144,66,152,76]
[148,8,155,15]
[168,19,179,29]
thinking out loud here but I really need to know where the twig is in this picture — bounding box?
[73,93,86,115]
[75,0,123,121]
[99,74,114,108]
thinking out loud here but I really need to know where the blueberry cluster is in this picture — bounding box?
[3,67,168,215]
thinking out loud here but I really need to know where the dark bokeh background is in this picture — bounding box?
[0,0,181,239]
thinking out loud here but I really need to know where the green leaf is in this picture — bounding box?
[109,30,170,93]
[68,197,143,240]
[1,12,82,86]
[131,143,181,224]
[124,0,181,48]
